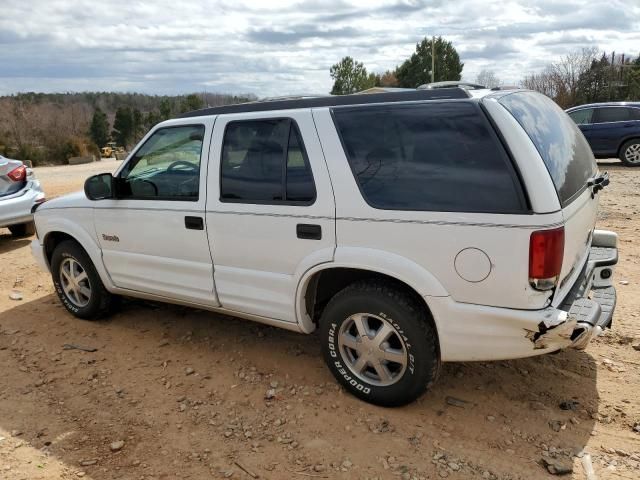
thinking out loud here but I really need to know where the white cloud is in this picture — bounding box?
[0,0,639,96]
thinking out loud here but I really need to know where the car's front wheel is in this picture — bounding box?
[319,280,440,407]
[51,240,115,320]
[8,222,35,237]
[619,139,640,167]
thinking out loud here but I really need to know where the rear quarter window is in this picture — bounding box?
[332,102,527,213]
[499,92,596,207]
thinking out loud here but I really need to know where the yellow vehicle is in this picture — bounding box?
[100,142,126,158]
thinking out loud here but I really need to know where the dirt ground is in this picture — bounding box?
[0,160,638,480]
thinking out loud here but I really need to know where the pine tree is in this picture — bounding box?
[395,37,464,88]
[89,108,109,148]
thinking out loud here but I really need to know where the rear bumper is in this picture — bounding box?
[0,180,45,227]
[431,229,618,362]
[553,231,617,350]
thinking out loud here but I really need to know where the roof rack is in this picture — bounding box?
[178,88,471,118]
[490,86,520,91]
[257,94,331,102]
[418,81,486,90]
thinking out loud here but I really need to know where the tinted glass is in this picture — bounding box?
[332,102,525,213]
[630,108,640,120]
[221,119,315,203]
[499,92,596,206]
[286,127,316,202]
[568,108,593,124]
[120,125,205,200]
[593,107,630,123]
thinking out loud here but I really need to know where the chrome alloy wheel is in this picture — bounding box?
[625,143,640,164]
[59,257,92,308]
[337,313,408,387]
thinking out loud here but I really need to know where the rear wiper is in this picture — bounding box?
[587,172,609,197]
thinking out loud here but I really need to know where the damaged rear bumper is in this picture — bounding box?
[430,230,618,362]
[532,230,617,351]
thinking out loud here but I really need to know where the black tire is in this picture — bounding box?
[319,280,440,407]
[51,240,114,320]
[619,139,640,167]
[8,222,35,237]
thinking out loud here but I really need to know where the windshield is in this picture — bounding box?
[499,91,596,207]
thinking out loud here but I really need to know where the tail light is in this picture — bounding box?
[529,227,564,291]
[7,165,27,182]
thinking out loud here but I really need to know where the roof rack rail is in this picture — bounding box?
[258,94,331,102]
[490,86,520,91]
[179,88,471,118]
[418,81,486,90]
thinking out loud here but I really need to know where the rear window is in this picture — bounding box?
[499,92,596,207]
[593,107,632,123]
[332,102,527,213]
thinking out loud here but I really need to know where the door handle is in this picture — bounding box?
[297,224,322,240]
[185,216,204,230]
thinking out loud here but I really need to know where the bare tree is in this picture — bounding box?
[520,47,599,108]
[521,66,557,98]
[379,70,399,87]
[551,47,598,107]
[475,69,501,88]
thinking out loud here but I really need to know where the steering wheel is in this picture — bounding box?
[167,160,198,172]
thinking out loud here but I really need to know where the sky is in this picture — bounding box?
[1,0,639,97]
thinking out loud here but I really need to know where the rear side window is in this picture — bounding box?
[499,92,596,207]
[593,107,631,123]
[568,108,593,125]
[332,102,526,213]
[220,119,316,204]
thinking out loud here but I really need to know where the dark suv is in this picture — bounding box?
[566,102,640,166]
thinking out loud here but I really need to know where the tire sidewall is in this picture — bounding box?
[51,243,104,319]
[620,140,640,167]
[320,289,436,406]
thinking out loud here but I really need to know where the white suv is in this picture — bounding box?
[31,89,618,406]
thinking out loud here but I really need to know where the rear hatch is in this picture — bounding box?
[498,92,600,303]
[0,156,27,198]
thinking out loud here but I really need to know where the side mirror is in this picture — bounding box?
[84,173,115,200]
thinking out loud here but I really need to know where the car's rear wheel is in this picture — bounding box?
[51,240,114,320]
[619,139,640,167]
[8,222,35,237]
[319,280,440,407]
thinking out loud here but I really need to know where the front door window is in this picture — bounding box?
[119,125,205,200]
[568,108,593,125]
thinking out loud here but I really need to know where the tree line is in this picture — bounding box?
[521,48,640,108]
[330,36,463,94]
[3,39,639,166]
[329,37,640,111]
[0,92,256,165]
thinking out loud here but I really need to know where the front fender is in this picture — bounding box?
[36,209,114,291]
[295,246,448,333]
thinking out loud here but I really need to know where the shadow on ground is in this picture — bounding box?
[0,233,31,255]
[0,294,599,479]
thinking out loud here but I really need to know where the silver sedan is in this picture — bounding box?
[0,155,45,237]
